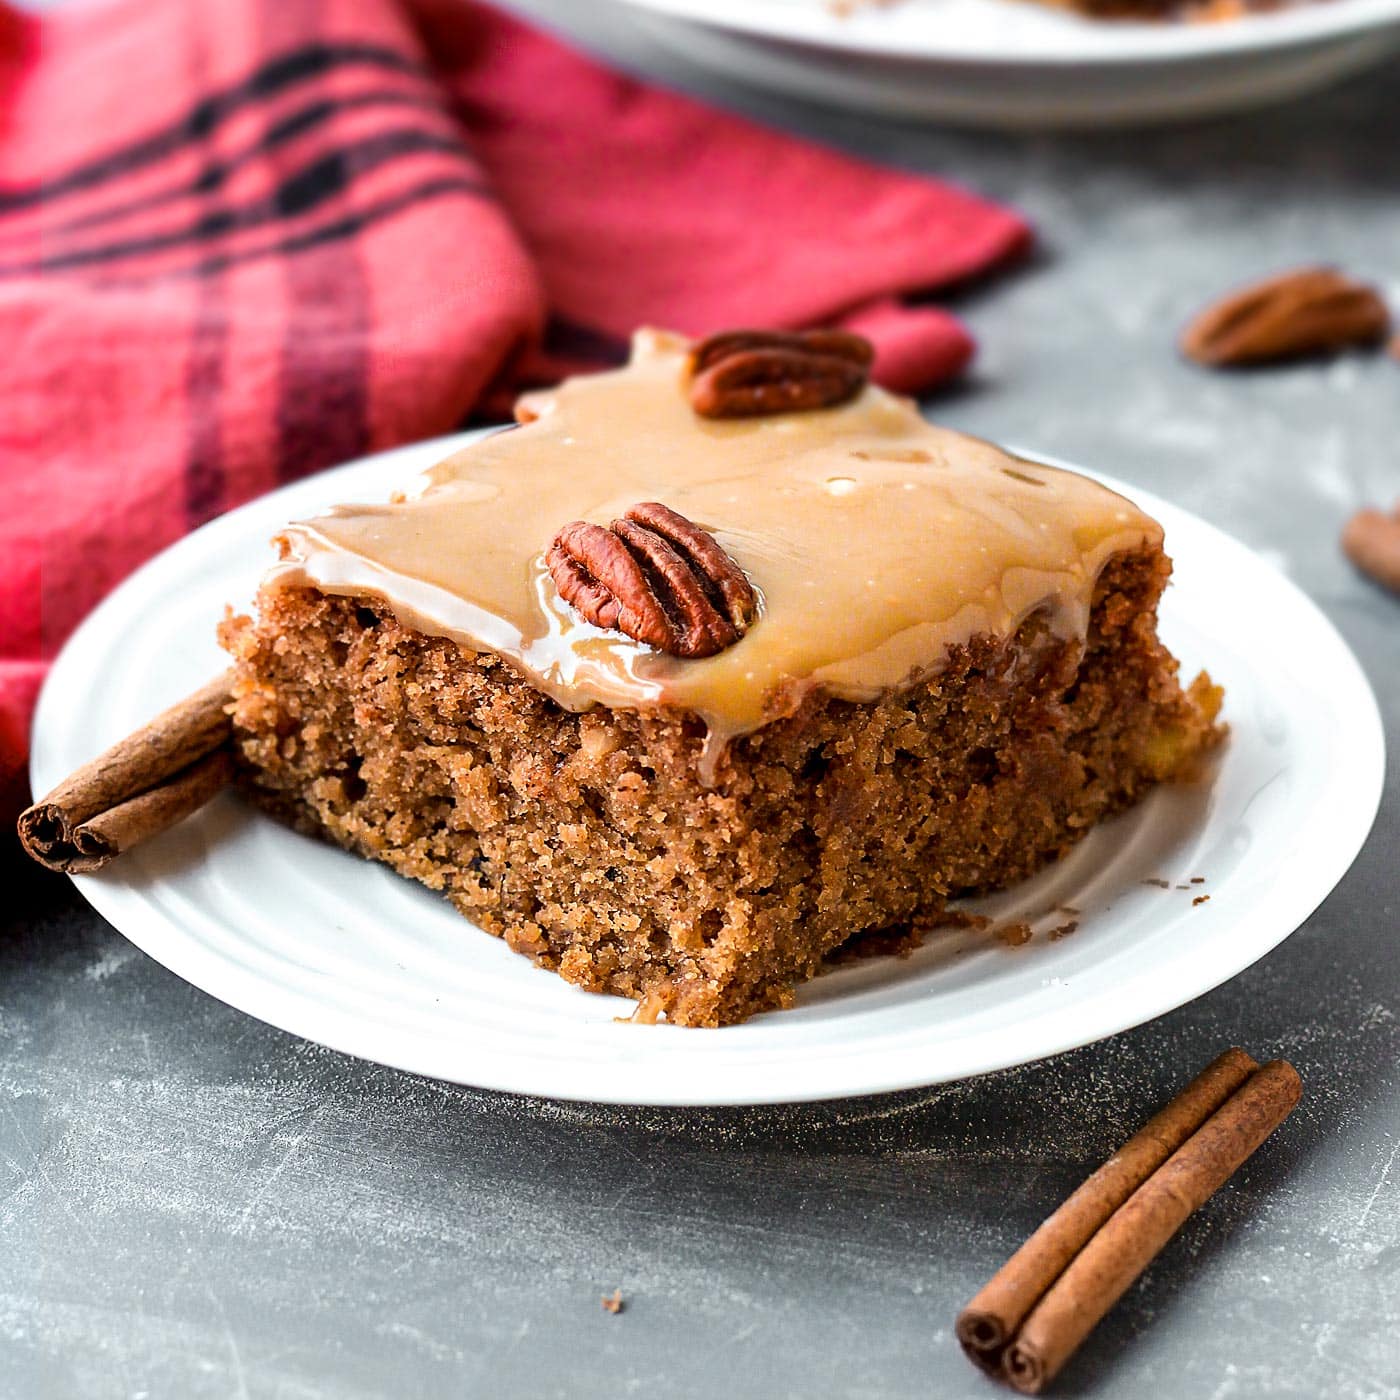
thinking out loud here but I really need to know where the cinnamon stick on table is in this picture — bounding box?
[1003,1059,1302,1394]
[18,671,235,873]
[959,1049,1302,1393]
[957,1046,1258,1371]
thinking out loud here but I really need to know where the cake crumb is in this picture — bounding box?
[940,910,994,932]
[602,1289,625,1315]
[1193,894,1211,907]
[1048,920,1080,941]
[1142,878,1170,889]
[993,921,1034,948]
[628,990,667,1025]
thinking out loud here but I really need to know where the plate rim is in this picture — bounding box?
[608,0,1400,66]
[30,431,1386,1105]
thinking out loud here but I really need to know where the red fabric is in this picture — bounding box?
[0,0,1030,813]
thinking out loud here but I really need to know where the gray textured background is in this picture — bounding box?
[4,7,1398,1399]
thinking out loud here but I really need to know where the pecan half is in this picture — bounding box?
[1181,266,1390,367]
[547,502,757,658]
[688,328,873,418]
[1341,501,1400,596]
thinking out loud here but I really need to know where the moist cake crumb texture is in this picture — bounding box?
[221,551,1221,1026]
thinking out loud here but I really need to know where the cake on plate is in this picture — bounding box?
[219,328,1223,1026]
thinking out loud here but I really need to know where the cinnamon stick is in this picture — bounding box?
[18,671,235,873]
[1002,1059,1302,1394]
[957,1047,1258,1372]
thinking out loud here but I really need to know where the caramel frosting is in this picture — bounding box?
[271,330,1161,776]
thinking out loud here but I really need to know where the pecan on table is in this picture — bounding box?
[1180,266,1389,367]
[687,327,874,418]
[1342,502,1400,597]
[547,502,758,658]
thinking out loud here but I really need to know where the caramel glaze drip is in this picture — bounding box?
[271,330,1161,783]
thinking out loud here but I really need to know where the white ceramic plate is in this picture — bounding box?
[30,432,1383,1105]
[609,0,1400,126]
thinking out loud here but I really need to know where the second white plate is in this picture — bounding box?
[29,433,1383,1105]
[610,0,1400,127]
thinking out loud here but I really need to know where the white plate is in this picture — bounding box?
[609,0,1400,126]
[30,432,1383,1105]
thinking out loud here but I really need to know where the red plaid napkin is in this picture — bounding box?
[0,0,1030,818]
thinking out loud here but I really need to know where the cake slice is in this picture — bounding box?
[220,329,1222,1027]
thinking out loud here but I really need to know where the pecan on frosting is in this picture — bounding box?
[547,502,758,658]
[687,328,873,418]
[1180,266,1389,367]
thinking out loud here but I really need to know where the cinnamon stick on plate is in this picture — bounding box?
[959,1050,1302,1393]
[18,671,235,873]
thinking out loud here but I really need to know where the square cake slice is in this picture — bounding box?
[221,329,1222,1026]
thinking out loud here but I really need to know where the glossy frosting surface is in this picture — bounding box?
[272,331,1160,754]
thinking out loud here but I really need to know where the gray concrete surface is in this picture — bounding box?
[3,9,1398,1399]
